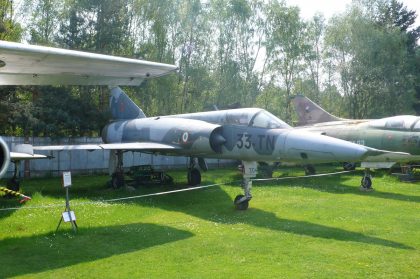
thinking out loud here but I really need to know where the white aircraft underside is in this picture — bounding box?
[0,41,178,86]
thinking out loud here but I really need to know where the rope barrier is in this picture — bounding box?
[0,170,353,212]
[252,170,354,181]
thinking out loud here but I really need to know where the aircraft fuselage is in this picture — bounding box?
[297,119,420,160]
[101,116,370,164]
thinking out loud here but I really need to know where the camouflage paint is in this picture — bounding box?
[292,95,420,157]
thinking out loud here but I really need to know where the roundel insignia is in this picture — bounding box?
[182,132,189,143]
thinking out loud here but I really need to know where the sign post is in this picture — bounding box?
[56,172,77,233]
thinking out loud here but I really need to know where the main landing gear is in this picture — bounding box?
[187,157,202,186]
[7,161,21,192]
[234,161,257,210]
[110,150,125,189]
[360,168,373,191]
[304,164,316,175]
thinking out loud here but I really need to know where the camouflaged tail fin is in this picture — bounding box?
[291,95,342,126]
[109,87,146,120]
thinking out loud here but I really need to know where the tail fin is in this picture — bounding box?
[109,87,146,120]
[291,95,342,126]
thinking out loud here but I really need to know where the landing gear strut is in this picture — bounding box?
[7,161,21,192]
[360,168,373,191]
[234,161,257,210]
[187,157,201,186]
[111,150,125,189]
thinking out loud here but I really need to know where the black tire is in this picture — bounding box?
[343,162,356,171]
[304,165,316,175]
[361,176,372,189]
[187,168,201,186]
[164,175,174,184]
[6,178,20,192]
[111,173,124,189]
[234,194,249,210]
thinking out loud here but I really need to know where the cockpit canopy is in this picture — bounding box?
[369,115,420,131]
[171,108,291,129]
[249,110,291,129]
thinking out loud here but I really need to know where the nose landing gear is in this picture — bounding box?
[360,168,373,191]
[234,161,257,210]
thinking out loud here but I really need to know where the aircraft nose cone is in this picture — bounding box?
[212,133,226,145]
[284,130,367,163]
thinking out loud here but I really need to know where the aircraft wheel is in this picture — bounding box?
[6,178,20,192]
[234,194,249,210]
[361,176,372,189]
[111,172,124,189]
[304,165,316,175]
[343,162,356,171]
[187,168,201,186]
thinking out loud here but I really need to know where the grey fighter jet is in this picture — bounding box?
[34,87,409,209]
[0,41,409,209]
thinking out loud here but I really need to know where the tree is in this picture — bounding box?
[0,0,22,41]
[22,0,62,45]
[301,13,325,103]
[325,1,417,118]
[265,1,306,122]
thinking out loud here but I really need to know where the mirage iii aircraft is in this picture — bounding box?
[292,95,420,188]
[34,88,410,209]
[0,41,408,210]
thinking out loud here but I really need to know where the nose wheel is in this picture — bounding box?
[360,168,373,191]
[234,194,249,210]
[361,176,372,189]
[234,161,256,210]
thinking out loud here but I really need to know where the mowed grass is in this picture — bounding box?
[0,166,419,278]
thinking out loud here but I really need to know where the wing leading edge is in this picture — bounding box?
[0,40,178,86]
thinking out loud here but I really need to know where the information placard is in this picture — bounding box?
[62,172,72,188]
[62,211,76,222]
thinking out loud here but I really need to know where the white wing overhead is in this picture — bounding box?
[10,144,48,160]
[33,142,179,151]
[0,40,178,86]
[10,152,48,160]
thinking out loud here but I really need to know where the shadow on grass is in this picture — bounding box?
[141,184,414,251]
[0,222,193,278]
[13,170,414,256]
[0,198,22,219]
[253,170,420,204]
[238,209,413,250]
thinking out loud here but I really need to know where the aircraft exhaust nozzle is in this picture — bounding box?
[283,130,368,163]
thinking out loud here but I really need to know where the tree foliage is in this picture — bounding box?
[0,0,418,136]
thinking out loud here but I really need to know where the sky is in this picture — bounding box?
[286,0,420,26]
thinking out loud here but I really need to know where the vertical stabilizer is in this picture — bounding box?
[109,87,146,120]
[292,95,343,126]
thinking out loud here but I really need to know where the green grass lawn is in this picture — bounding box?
[0,167,419,278]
